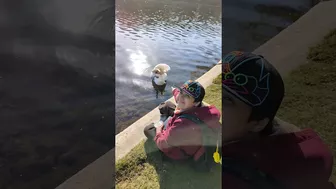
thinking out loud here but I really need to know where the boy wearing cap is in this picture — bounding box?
[222,51,335,189]
[144,80,221,166]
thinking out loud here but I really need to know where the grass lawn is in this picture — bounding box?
[115,74,222,189]
[277,28,336,182]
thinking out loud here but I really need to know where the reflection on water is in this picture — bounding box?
[127,49,151,76]
[115,0,222,133]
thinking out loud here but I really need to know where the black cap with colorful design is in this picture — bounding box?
[177,80,205,102]
[222,51,285,119]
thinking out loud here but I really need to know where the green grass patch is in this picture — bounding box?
[307,29,336,64]
[115,74,222,189]
[277,28,336,182]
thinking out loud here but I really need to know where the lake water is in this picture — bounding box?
[0,0,312,188]
[115,0,222,133]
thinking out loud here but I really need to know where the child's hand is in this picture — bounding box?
[156,125,164,134]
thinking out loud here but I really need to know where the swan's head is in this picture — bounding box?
[152,68,165,75]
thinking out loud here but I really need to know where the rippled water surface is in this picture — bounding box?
[116,0,222,133]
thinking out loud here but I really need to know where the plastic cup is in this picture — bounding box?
[154,121,163,128]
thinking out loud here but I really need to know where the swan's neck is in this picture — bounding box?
[153,74,167,85]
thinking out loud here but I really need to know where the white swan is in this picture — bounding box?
[151,63,171,98]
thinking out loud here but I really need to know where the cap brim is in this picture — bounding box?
[174,85,195,99]
[223,84,254,107]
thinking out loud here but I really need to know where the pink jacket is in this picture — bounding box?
[154,89,221,160]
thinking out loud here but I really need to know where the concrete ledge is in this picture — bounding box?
[56,149,114,189]
[55,1,336,188]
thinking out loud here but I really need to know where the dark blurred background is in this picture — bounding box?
[0,0,114,188]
